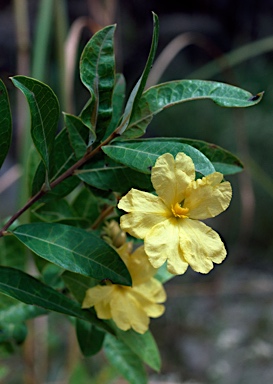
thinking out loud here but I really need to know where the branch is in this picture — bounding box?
[0,130,119,237]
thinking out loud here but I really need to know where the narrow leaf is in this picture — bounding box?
[72,188,100,224]
[102,140,215,176]
[0,80,12,169]
[178,137,243,174]
[0,233,26,271]
[118,13,159,135]
[32,127,80,200]
[102,73,126,140]
[76,159,153,193]
[80,25,116,140]
[0,266,111,332]
[12,223,131,286]
[124,80,263,138]
[108,321,161,372]
[62,270,96,303]
[11,76,60,172]
[64,113,91,159]
[104,334,148,384]
[76,319,105,356]
[32,199,76,222]
[32,199,90,228]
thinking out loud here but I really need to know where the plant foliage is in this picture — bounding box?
[0,13,262,383]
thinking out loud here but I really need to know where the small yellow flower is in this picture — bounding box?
[118,152,232,275]
[82,243,166,334]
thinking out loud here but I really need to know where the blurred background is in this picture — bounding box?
[1,0,273,383]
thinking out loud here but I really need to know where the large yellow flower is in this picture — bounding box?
[82,242,166,334]
[118,152,232,275]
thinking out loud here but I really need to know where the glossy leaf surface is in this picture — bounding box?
[0,80,12,169]
[0,233,26,271]
[32,128,80,200]
[63,113,90,159]
[118,137,243,175]
[80,25,116,140]
[12,223,131,286]
[76,319,105,356]
[71,188,100,225]
[0,266,109,331]
[102,73,126,140]
[118,13,159,135]
[62,270,96,303]
[112,325,161,372]
[11,76,60,171]
[104,334,147,384]
[125,80,263,138]
[32,200,90,228]
[76,158,153,193]
[178,137,243,174]
[103,140,215,176]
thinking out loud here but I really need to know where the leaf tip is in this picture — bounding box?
[248,91,264,102]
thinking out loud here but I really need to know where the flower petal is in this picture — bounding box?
[111,289,149,334]
[82,285,114,319]
[127,245,158,285]
[118,188,167,213]
[130,286,166,318]
[134,278,167,305]
[178,219,227,273]
[151,152,195,207]
[166,246,188,275]
[82,285,113,308]
[118,188,170,238]
[144,217,188,274]
[185,173,232,220]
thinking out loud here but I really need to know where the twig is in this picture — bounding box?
[0,130,119,237]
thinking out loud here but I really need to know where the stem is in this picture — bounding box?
[0,130,119,237]
[91,205,114,230]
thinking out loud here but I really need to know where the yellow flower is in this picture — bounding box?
[82,242,166,334]
[118,152,232,275]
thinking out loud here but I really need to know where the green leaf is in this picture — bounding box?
[102,140,215,176]
[76,319,105,356]
[102,73,126,141]
[64,113,91,159]
[27,144,42,196]
[32,127,80,200]
[154,262,174,284]
[110,324,161,372]
[41,263,65,289]
[0,80,12,169]
[11,76,60,173]
[62,270,96,303]
[80,25,116,140]
[72,188,100,225]
[12,223,131,286]
[0,266,111,332]
[124,80,263,138]
[76,158,153,193]
[104,334,148,384]
[177,137,244,174]
[0,233,26,271]
[31,199,90,228]
[118,13,159,135]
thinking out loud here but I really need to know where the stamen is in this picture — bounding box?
[172,202,189,218]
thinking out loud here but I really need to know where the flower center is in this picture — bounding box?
[172,202,189,218]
